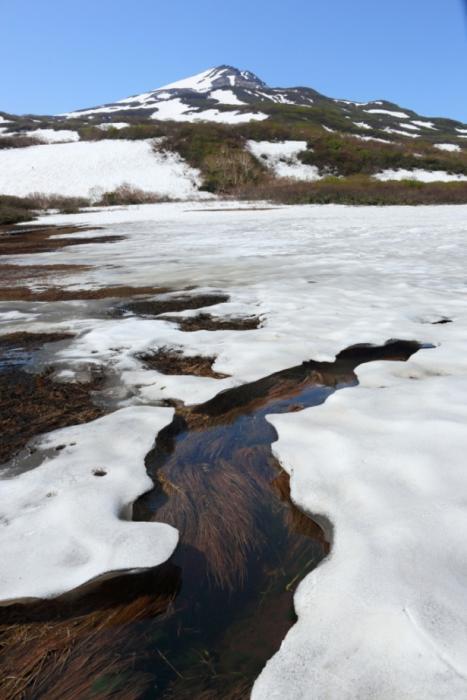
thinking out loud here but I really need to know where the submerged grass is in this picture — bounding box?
[0,338,422,698]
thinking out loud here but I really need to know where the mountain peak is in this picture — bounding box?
[157,66,267,93]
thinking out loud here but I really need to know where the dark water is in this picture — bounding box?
[0,340,422,700]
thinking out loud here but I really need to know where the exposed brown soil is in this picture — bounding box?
[0,224,122,256]
[161,312,261,332]
[122,293,229,317]
[138,347,229,379]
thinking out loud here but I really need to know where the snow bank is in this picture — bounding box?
[0,407,178,602]
[247,140,321,181]
[0,139,203,199]
[253,352,467,699]
[374,168,467,182]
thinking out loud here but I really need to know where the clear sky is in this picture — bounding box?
[2,0,467,121]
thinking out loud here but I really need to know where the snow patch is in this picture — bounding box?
[434,143,461,153]
[412,120,437,130]
[383,127,420,138]
[0,139,204,200]
[150,99,267,124]
[247,140,321,181]
[365,108,410,118]
[374,168,467,182]
[22,128,80,143]
[0,407,178,602]
[97,122,130,131]
[210,89,246,106]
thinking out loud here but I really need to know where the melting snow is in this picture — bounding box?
[97,122,130,130]
[210,89,246,106]
[374,168,467,182]
[150,99,267,124]
[383,127,420,138]
[3,202,467,699]
[412,120,437,130]
[435,143,461,153]
[247,140,321,181]
[22,128,80,143]
[0,139,204,200]
[365,108,410,118]
[0,407,178,602]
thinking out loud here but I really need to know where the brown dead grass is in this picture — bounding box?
[0,224,122,256]
[0,563,180,700]
[122,294,229,317]
[161,313,261,332]
[0,284,171,302]
[0,355,104,463]
[138,347,228,379]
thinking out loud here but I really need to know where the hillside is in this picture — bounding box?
[1,65,467,219]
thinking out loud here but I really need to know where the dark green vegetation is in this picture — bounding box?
[235,175,467,205]
[1,81,467,206]
[0,194,89,225]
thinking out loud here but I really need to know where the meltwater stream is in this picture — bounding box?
[0,339,422,700]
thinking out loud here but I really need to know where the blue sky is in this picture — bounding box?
[1,0,467,121]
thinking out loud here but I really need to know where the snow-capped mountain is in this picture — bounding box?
[50,65,466,140]
[1,65,466,143]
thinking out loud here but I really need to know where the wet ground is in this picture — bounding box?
[0,328,421,699]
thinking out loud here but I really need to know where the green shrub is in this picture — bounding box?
[233,174,467,205]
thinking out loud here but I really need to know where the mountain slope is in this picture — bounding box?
[48,65,467,144]
[1,66,467,214]
[1,65,466,145]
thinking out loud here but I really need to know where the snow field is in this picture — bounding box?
[0,139,205,200]
[2,202,467,698]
